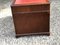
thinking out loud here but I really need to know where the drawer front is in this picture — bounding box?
[30,4,50,11]
[11,4,50,13]
[13,12,49,34]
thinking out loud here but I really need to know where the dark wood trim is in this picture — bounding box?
[16,32,50,38]
[13,10,49,14]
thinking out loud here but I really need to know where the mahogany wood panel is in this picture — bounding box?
[13,12,49,36]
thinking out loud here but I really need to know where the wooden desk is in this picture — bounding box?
[11,0,50,37]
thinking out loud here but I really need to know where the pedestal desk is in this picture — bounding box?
[11,0,50,37]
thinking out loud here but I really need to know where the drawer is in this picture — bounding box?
[13,12,49,35]
[11,4,50,14]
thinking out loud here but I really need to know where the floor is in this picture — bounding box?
[0,1,60,45]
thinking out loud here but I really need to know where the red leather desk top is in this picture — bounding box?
[15,0,48,4]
